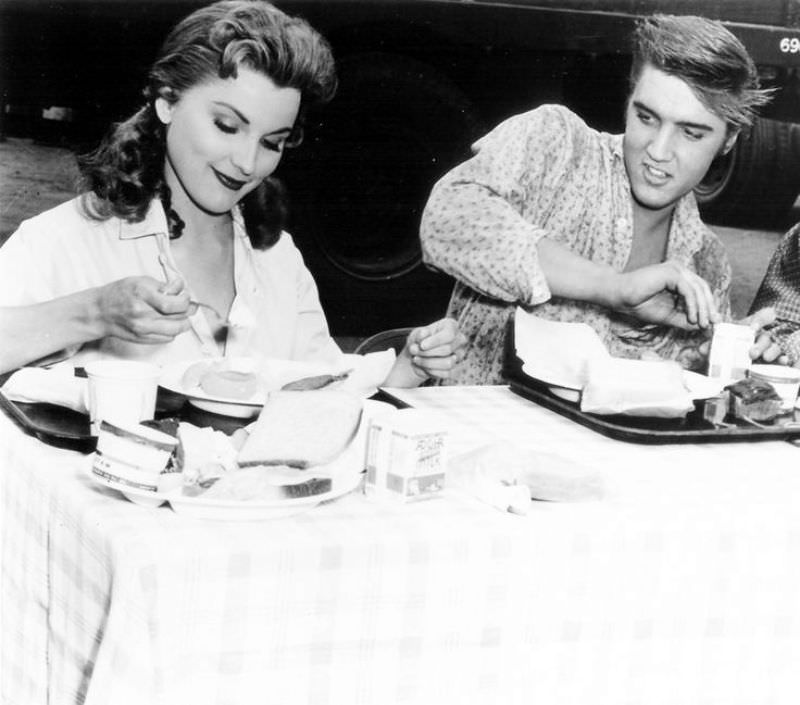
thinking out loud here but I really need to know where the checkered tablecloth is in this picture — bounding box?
[4,385,800,705]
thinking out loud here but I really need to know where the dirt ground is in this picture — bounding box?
[0,135,790,320]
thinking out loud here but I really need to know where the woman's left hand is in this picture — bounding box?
[404,317,467,382]
[382,317,467,388]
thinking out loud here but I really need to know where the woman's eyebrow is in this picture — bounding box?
[213,101,293,135]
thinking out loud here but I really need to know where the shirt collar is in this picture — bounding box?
[117,200,250,244]
[666,190,708,263]
[117,199,169,240]
[609,133,708,262]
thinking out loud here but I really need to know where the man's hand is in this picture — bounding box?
[741,306,789,364]
[96,276,194,344]
[613,261,720,330]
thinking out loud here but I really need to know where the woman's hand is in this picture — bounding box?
[612,261,720,330]
[96,276,195,344]
[406,317,467,381]
[383,317,467,387]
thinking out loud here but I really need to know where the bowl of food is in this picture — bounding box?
[159,357,266,417]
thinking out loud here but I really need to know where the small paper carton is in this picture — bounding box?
[365,409,447,502]
[707,322,754,381]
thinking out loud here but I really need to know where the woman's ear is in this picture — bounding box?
[155,98,172,125]
[154,97,173,125]
[154,88,178,125]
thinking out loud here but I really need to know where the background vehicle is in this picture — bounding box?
[3,0,800,334]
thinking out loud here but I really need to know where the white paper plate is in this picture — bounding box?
[681,370,729,400]
[548,385,581,403]
[547,371,727,405]
[85,464,363,519]
[84,438,366,520]
[159,357,359,418]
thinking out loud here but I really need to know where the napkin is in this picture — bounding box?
[514,307,700,418]
[515,308,610,389]
[2,364,88,413]
[449,442,605,514]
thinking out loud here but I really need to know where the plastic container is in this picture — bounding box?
[749,364,800,411]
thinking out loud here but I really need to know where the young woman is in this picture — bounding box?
[0,0,465,384]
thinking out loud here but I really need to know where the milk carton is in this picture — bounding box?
[707,322,754,381]
[365,409,447,502]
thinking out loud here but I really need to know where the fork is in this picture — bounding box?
[190,299,225,321]
[157,252,225,323]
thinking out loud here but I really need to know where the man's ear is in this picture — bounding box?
[721,128,740,156]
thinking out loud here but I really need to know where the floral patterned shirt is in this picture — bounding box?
[420,104,732,385]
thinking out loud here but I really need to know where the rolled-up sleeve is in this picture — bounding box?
[0,220,55,305]
[420,105,582,306]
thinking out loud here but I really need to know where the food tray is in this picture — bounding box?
[503,334,800,445]
[0,385,250,453]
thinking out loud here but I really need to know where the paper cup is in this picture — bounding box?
[92,420,177,492]
[84,360,160,435]
[749,364,800,411]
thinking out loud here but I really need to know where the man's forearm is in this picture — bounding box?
[536,238,620,308]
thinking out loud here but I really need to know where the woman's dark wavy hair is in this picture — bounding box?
[78,0,337,249]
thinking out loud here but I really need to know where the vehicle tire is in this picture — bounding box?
[695,117,800,228]
[282,52,483,334]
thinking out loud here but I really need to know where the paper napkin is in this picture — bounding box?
[2,364,88,413]
[514,307,711,418]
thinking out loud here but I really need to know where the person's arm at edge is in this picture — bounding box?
[0,290,106,374]
[0,277,194,375]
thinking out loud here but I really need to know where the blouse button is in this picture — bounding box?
[615,217,628,230]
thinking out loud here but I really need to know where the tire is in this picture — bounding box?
[282,52,482,334]
[695,118,800,228]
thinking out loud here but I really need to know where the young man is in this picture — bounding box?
[420,14,777,385]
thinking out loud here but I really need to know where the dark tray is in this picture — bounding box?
[502,330,800,445]
[0,385,252,454]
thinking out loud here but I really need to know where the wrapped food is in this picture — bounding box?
[177,422,238,488]
[725,377,783,422]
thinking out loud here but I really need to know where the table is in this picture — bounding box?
[4,385,800,705]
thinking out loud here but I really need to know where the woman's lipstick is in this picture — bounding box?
[213,168,246,191]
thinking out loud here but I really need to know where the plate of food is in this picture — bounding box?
[84,451,365,520]
[85,386,375,519]
[159,357,354,418]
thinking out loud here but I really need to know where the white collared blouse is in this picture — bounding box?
[0,197,343,368]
